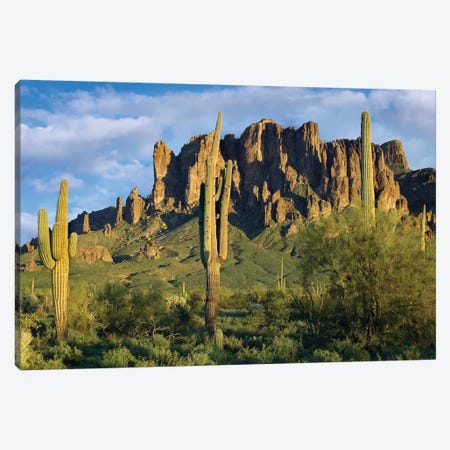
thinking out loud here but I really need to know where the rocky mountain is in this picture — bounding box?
[149,118,434,233]
[63,117,435,241]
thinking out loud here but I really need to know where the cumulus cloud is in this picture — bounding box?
[20,212,38,244]
[29,173,84,193]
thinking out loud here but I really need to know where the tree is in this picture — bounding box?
[296,208,435,353]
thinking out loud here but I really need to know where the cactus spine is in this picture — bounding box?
[421,204,427,254]
[199,112,233,335]
[37,179,77,340]
[361,110,375,228]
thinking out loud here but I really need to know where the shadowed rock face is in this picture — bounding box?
[150,118,412,227]
[396,168,436,221]
[69,207,116,234]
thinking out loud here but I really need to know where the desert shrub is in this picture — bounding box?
[19,295,40,314]
[258,335,300,364]
[101,346,136,368]
[331,338,371,361]
[310,348,343,363]
[67,286,102,336]
[223,335,245,352]
[26,351,67,370]
[21,339,82,370]
[93,282,169,338]
[224,290,253,310]
[259,289,292,327]
[180,351,214,366]
[394,344,424,361]
[235,345,261,364]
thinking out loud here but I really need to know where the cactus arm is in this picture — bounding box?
[199,183,207,267]
[218,159,233,261]
[37,208,56,270]
[68,232,78,259]
[215,172,224,202]
[51,222,66,261]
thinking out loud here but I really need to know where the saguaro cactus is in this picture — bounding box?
[37,179,77,340]
[361,110,375,228]
[421,204,427,254]
[214,328,224,349]
[277,256,286,290]
[199,112,233,335]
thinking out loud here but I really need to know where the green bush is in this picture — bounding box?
[101,346,136,368]
[258,335,300,364]
[311,348,343,363]
[332,338,371,362]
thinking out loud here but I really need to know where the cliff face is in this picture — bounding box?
[150,118,410,227]
[381,140,410,175]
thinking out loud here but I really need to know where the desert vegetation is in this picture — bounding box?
[16,205,435,369]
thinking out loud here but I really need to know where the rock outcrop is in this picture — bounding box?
[381,140,410,175]
[103,223,112,237]
[82,212,91,233]
[151,132,225,211]
[124,187,145,224]
[114,196,123,226]
[21,242,35,254]
[24,260,37,272]
[135,240,160,261]
[77,246,113,264]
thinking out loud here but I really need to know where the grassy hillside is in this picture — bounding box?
[18,212,302,299]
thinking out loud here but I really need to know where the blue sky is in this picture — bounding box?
[17,80,436,244]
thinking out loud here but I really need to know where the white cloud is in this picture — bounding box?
[368,89,435,133]
[21,114,156,160]
[20,212,37,243]
[29,173,84,193]
[90,157,146,180]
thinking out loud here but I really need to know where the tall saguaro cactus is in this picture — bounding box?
[361,110,375,228]
[37,179,77,340]
[199,112,233,336]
